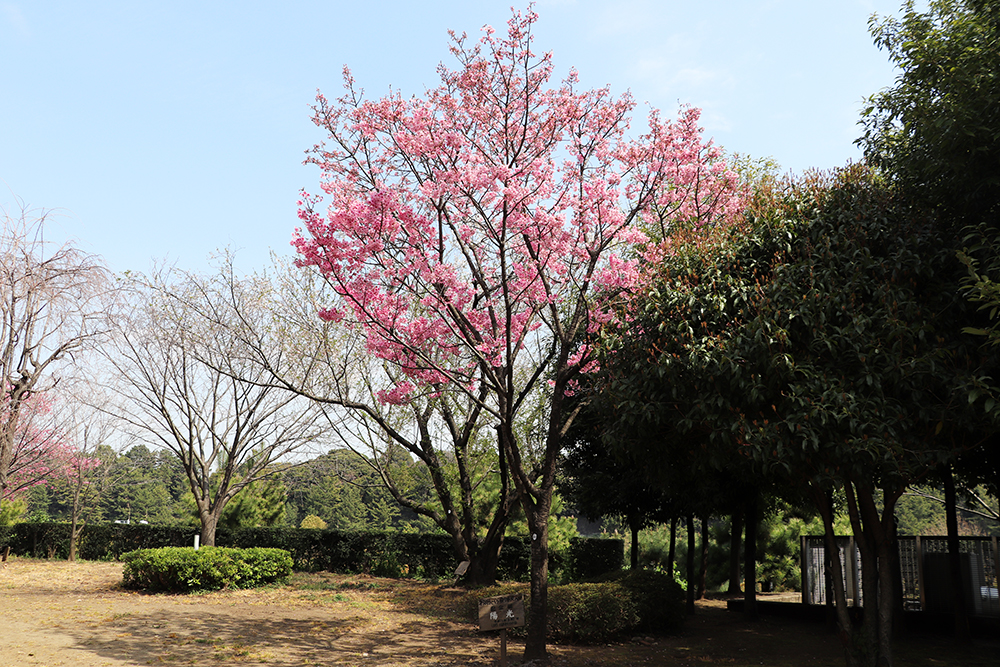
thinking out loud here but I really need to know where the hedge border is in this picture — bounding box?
[0,523,622,583]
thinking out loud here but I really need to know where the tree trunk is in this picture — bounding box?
[0,431,12,506]
[523,494,551,662]
[858,483,902,667]
[686,514,696,614]
[698,516,709,600]
[876,529,897,667]
[68,482,84,562]
[464,527,506,587]
[68,516,81,562]
[813,482,858,667]
[199,507,220,547]
[459,425,515,587]
[459,484,513,586]
[857,530,879,667]
[728,508,743,595]
[629,515,640,570]
[668,516,678,574]
[943,466,971,641]
[743,491,758,620]
[844,480,880,667]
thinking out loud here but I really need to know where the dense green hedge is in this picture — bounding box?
[466,569,684,642]
[611,568,687,633]
[222,527,459,577]
[0,522,621,583]
[122,547,293,592]
[0,523,195,561]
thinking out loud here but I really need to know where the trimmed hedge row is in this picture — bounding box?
[122,547,293,592]
[0,523,622,583]
[465,569,685,642]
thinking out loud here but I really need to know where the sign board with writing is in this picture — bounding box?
[478,594,525,631]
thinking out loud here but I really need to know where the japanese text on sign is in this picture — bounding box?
[478,594,525,630]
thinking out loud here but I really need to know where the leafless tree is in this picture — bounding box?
[212,255,519,585]
[0,202,112,498]
[61,390,136,561]
[102,264,325,546]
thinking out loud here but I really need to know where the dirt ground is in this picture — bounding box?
[1,558,997,667]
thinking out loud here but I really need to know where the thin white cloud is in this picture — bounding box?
[630,55,735,96]
[698,103,734,134]
[1,3,29,39]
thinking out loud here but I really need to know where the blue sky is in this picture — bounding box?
[1,1,915,275]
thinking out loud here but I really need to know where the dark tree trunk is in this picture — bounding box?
[523,496,551,663]
[728,508,743,595]
[463,526,506,587]
[813,482,858,667]
[743,491,758,620]
[459,442,514,587]
[686,514,696,614]
[846,479,904,667]
[943,465,971,640]
[698,516,709,599]
[849,489,879,667]
[668,516,678,574]
[628,514,641,569]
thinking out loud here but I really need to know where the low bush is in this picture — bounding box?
[547,582,639,642]
[465,569,684,643]
[121,546,292,593]
[612,568,686,633]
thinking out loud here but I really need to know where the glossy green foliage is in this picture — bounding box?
[861,0,1000,219]
[561,397,677,538]
[599,166,986,490]
[861,0,1000,349]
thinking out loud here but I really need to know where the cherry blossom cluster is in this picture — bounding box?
[294,8,747,406]
[2,392,97,501]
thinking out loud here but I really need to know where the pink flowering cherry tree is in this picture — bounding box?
[0,392,88,503]
[294,8,745,659]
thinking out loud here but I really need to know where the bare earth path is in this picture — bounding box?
[1,558,997,667]
[1,559,499,666]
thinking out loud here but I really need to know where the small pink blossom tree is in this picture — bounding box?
[0,392,83,503]
[294,8,745,659]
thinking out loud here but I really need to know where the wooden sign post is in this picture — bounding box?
[478,594,525,667]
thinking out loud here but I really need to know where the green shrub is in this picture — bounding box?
[121,546,292,593]
[300,514,328,530]
[465,570,684,643]
[547,582,639,642]
[613,568,686,633]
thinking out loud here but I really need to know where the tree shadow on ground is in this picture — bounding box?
[61,605,495,666]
